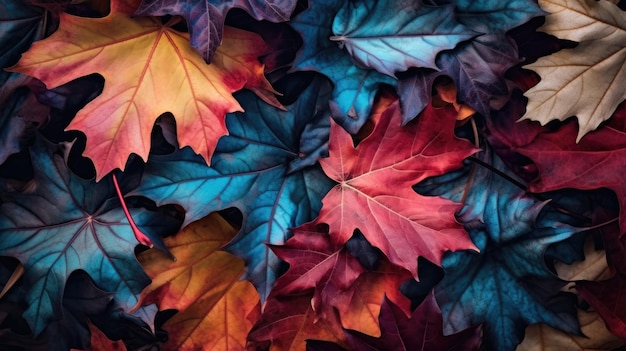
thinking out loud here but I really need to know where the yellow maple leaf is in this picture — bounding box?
[7,0,275,180]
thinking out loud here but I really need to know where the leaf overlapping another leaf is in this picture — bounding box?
[417,148,585,350]
[134,0,297,62]
[7,0,276,180]
[0,137,161,335]
[132,73,334,300]
[137,213,260,351]
[315,93,478,278]
[521,0,626,141]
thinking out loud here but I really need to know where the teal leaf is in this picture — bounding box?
[416,147,583,350]
[0,136,156,335]
[331,1,475,76]
[450,0,545,34]
[291,0,395,134]
[132,75,335,299]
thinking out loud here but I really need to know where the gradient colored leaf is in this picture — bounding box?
[316,95,478,278]
[7,0,275,180]
[271,222,413,336]
[330,0,474,76]
[134,0,297,62]
[520,0,626,141]
[417,148,584,350]
[137,213,260,351]
[132,74,334,299]
[345,294,483,351]
[270,223,365,299]
[248,293,348,351]
[0,136,162,335]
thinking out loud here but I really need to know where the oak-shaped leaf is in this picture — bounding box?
[520,0,626,141]
[515,102,626,235]
[0,136,162,335]
[330,0,475,77]
[416,148,584,350]
[131,73,334,299]
[271,223,413,336]
[315,95,478,279]
[7,0,276,180]
[344,294,483,351]
[137,213,260,351]
[248,292,348,351]
[135,0,297,63]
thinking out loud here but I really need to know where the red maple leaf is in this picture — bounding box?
[315,93,478,278]
[271,222,412,336]
[515,102,626,234]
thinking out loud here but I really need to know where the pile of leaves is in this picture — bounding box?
[1,0,625,349]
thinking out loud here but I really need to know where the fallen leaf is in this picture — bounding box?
[345,294,483,351]
[517,309,624,351]
[330,0,475,76]
[248,293,348,351]
[520,0,626,141]
[515,102,626,235]
[316,95,478,278]
[8,0,275,180]
[0,136,165,335]
[132,74,334,299]
[417,147,584,350]
[134,0,297,63]
[137,213,260,351]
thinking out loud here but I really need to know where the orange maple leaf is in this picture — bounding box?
[137,213,260,351]
[7,0,275,180]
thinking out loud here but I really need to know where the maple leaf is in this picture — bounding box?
[514,102,626,235]
[290,0,395,134]
[7,0,275,180]
[248,292,348,351]
[134,0,297,63]
[520,0,626,141]
[132,73,334,299]
[270,223,365,298]
[315,94,478,279]
[416,148,585,350]
[330,0,475,77]
[344,294,483,351]
[0,136,170,335]
[271,223,413,336]
[138,213,259,351]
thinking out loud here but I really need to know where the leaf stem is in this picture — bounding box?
[112,174,153,247]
